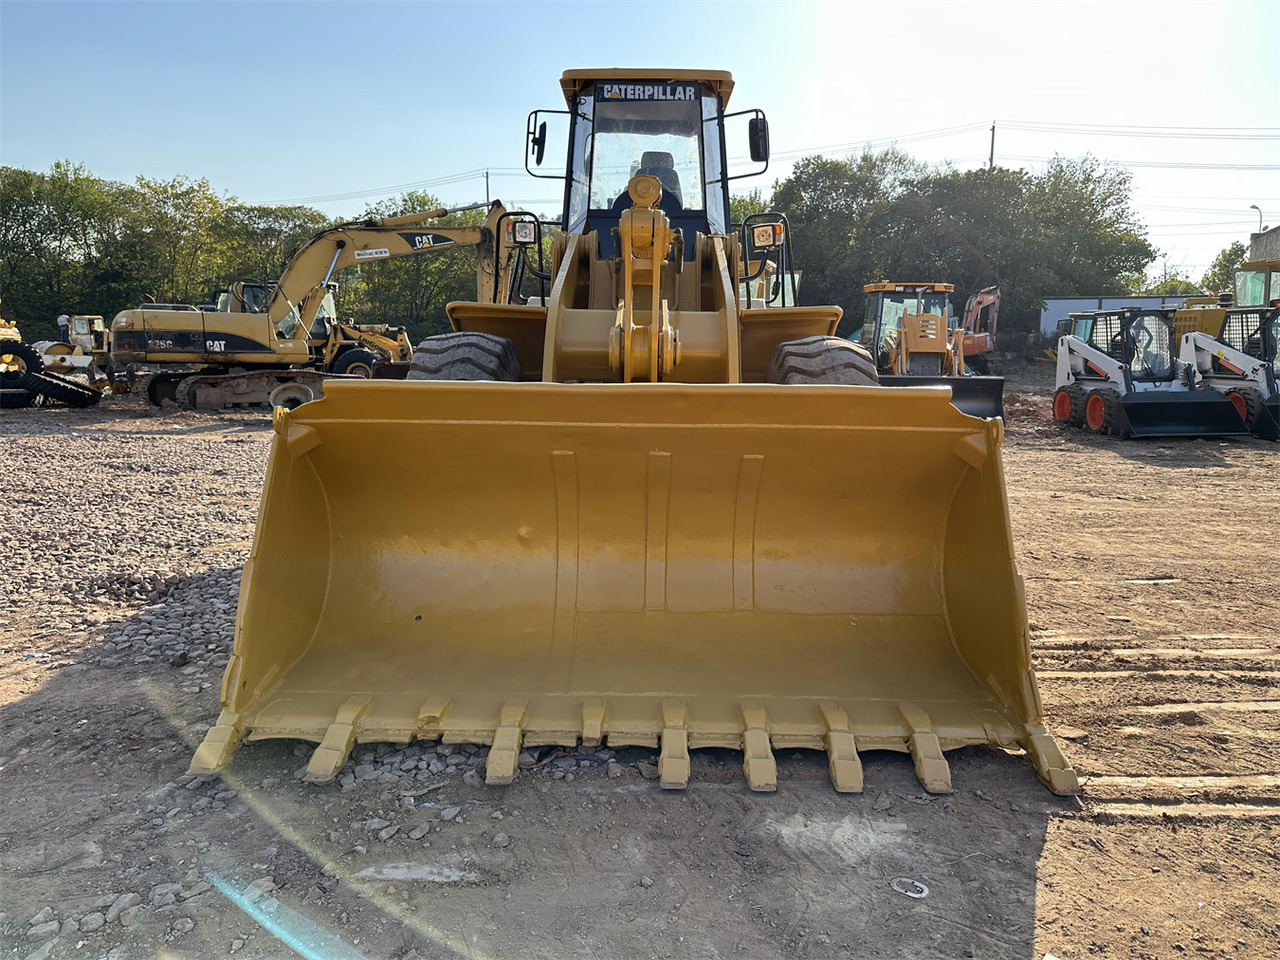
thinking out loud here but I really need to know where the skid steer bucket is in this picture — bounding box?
[880,374,1005,420]
[191,380,1077,795]
[1117,390,1251,437]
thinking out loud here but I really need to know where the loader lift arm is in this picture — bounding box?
[267,202,512,337]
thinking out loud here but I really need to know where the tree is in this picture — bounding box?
[336,192,489,340]
[729,189,769,224]
[1201,241,1246,296]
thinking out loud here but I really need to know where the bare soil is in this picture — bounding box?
[2,369,1277,960]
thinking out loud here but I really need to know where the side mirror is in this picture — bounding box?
[531,120,548,167]
[749,117,770,163]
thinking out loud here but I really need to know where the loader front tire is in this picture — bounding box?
[407,333,523,382]
[1053,385,1086,427]
[332,348,379,379]
[765,336,879,386]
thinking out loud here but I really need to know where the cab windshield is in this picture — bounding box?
[859,291,950,355]
[588,94,703,211]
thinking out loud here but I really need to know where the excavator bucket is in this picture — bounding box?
[880,374,1005,420]
[190,379,1078,796]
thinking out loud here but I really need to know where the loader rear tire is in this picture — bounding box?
[765,336,879,386]
[1053,385,1086,427]
[332,348,379,379]
[407,333,523,382]
[0,340,42,387]
[1224,386,1264,428]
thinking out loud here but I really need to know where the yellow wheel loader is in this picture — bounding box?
[109,203,521,409]
[190,70,1078,797]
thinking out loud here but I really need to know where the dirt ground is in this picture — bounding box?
[2,368,1277,960]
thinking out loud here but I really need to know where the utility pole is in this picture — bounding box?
[484,170,490,204]
[988,123,995,170]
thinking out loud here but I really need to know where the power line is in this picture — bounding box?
[998,120,1280,141]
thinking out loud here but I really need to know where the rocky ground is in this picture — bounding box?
[1,371,1277,960]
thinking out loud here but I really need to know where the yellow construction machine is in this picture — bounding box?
[110,203,520,408]
[190,69,1078,797]
[858,282,1005,419]
[0,307,103,408]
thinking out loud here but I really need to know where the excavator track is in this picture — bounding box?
[172,369,347,410]
[24,370,101,407]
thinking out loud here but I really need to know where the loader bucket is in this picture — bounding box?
[190,380,1077,796]
[1116,391,1251,437]
[1261,396,1280,441]
[880,374,1005,419]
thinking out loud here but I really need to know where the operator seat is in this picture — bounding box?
[636,151,683,206]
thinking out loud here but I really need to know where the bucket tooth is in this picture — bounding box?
[581,699,607,746]
[659,700,690,789]
[820,703,864,793]
[416,697,451,737]
[740,701,777,791]
[188,710,245,776]
[900,703,953,794]
[305,696,373,782]
[1022,723,1081,796]
[485,698,529,785]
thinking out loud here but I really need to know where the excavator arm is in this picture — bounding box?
[267,202,510,334]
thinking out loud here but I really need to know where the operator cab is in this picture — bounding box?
[1235,259,1280,308]
[857,283,953,367]
[527,70,769,260]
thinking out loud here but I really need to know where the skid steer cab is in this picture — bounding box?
[1180,306,1280,440]
[191,70,1079,800]
[1053,308,1252,438]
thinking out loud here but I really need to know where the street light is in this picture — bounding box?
[1250,204,1263,233]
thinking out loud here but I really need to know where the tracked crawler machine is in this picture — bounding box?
[190,70,1077,796]
[110,203,520,408]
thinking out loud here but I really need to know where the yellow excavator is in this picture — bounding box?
[109,203,520,408]
[190,69,1077,797]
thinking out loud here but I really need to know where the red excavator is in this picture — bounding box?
[960,285,1000,373]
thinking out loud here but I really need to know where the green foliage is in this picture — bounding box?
[0,150,1165,351]
[335,193,489,341]
[1201,241,1246,295]
[0,162,335,339]
[729,189,769,224]
[768,151,1157,340]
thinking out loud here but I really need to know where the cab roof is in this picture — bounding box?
[560,69,734,106]
[863,282,955,294]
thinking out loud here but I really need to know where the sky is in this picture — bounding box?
[2,0,1278,283]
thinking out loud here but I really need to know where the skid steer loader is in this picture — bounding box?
[1053,308,1250,437]
[190,69,1077,797]
[1179,306,1280,440]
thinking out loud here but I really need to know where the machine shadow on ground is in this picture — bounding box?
[0,568,1074,960]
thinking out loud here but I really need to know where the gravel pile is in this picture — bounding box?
[0,404,270,624]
